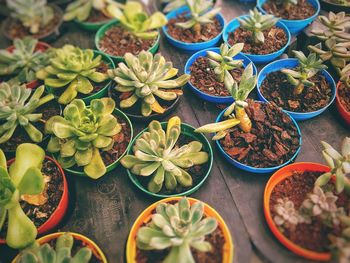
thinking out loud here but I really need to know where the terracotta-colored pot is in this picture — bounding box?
[336,81,350,127]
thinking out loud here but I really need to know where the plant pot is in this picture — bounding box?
[257,0,320,34]
[95,20,160,63]
[126,122,213,198]
[12,232,107,263]
[184,47,257,103]
[336,81,350,127]
[257,58,336,121]
[126,196,233,263]
[162,6,225,52]
[215,101,302,173]
[61,108,133,177]
[319,0,350,12]
[222,17,291,64]
[264,162,332,261]
[0,156,69,245]
[1,4,64,42]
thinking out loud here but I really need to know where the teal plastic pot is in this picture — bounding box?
[95,20,160,63]
[126,122,214,198]
[57,108,133,177]
[75,18,114,32]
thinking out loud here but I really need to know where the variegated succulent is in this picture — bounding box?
[45,98,121,179]
[0,83,54,144]
[162,0,186,13]
[273,198,309,227]
[275,0,298,10]
[108,51,190,117]
[136,197,218,263]
[206,43,244,82]
[36,45,108,105]
[121,117,209,193]
[329,215,350,263]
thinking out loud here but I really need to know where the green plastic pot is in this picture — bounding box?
[75,18,113,32]
[57,108,133,177]
[126,122,213,198]
[95,19,160,63]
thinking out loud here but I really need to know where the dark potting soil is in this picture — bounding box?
[260,70,332,113]
[220,100,300,168]
[190,56,244,97]
[270,170,350,252]
[135,134,210,195]
[228,26,287,55]
[99,26,156,57]
[338,83,350,112]
[167,13,222,43]
[86,9,111,23]
[263,0,316,20]
[0,102,61,152]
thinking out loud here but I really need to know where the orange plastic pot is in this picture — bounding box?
[12,232,107,263]
[264,162,332,261]
[0,156,69,245]
[126,197,234,263]
[336,81,350,127]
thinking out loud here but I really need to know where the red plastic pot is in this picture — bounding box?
[336,81,350,127]
[0,156,69,245]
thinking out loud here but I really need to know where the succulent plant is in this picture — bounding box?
[17,233,92,263]
[36,45,108,105]
[121,117,209,193]
[206,43,244,83]
[0,83,54,144]
[281,51,327,95]
[0,144,45,249]
[6,0,54,34]
[195,63,257,139]
[45,98,121,179]
[136,197,218,263]
[107,1,167,39]
[315,137,350,194]
[340,63,350,88]
[162,0,186,13]
[275,0,298,10]
[108,51,190,117]
[329,215,350,263]
[63,0,124,22]
[237,8,280,45]
[273,198,308,227]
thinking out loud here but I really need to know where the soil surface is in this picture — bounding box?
[86,9,111,23]
[228,26,287,55]
[270,170,350,252]
[263,0,316,20]
[220,100,300,168]
[338,82,350,112]
[167,13,222,43]
[190,56,244,97]
[99,26,156,57]
[260,70,332,113]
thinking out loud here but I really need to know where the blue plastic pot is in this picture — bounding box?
[184,47,257,103]
[162,6,225,52]
[257,0,320,34]
[215,102,302,173]
[223,16,291,64]
[257,58,336,121]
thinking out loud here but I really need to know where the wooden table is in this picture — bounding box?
[0,1,348,262]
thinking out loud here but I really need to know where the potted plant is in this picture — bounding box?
[107,50,190,121]
[0,83,60,154]
[14,232,107,262]
[63,0,125,31]
[195,65,301,173]
[264,137,350,261]
[336,64,350,126]
[121,116,213,198]
[257,50,336,121]
[256,0,320,34]
[2,0,64,41]
[36,45,114,105]
[162,0,224,51]
[223,8,291,64]
[0,143,68,249]
[95,1,167,62]
[184,43,257,103]
[45,98,133,179]
[126,196,233,262]
[0,37,51,89]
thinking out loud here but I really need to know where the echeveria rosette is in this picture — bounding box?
[121,117,209,193]
[0,144,45,249]
[36,45,108,105]
[136,197,218,263]
[45,98,121,179]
